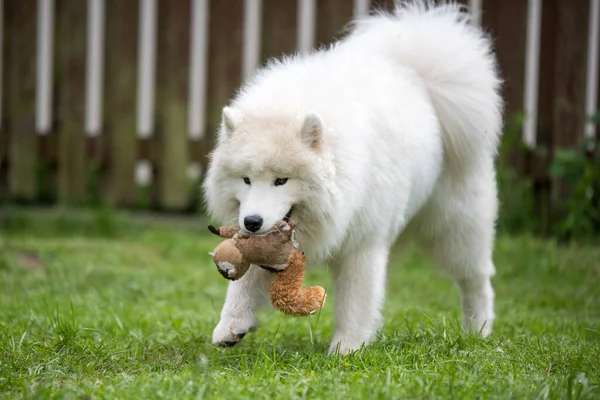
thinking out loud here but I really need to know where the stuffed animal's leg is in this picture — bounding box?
[213,248,251,281]
[212,264,274,347]
[269,250,326,317]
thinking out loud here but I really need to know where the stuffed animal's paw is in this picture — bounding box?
[215,260,240,280]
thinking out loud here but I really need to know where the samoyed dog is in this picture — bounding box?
[203,0,502,354]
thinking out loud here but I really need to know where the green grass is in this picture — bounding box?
[0,207,599,399]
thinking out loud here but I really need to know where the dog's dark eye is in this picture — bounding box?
[243,177,251,185]
[274,178,288,186]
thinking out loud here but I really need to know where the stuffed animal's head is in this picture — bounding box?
[234,220,297,268]
[208,220,297,273]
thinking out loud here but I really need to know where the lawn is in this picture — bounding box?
[0,207,599,399]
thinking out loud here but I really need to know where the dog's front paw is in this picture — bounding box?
[328,333,374,355]
[212,314,258,347]
[462,314,494,338]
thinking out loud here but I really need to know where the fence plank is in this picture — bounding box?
[529,1,555,155]
[316,0,354,47]
[261,0,297,63]
[370,0,395,12]
[551,0,590,210]
[6,0,38,201]
[552,0,589,149]
[206,0,244,141]
[483,0,528,120]
[0,0,9,200]
[104,0,138,206]
[153,0,191,210]
[526,0,560,232]
[482,0,528,182]
[56,0,87,203]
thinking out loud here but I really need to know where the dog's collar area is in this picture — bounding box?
[259,264,280,273]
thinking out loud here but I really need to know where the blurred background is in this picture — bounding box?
[0,0,599,240]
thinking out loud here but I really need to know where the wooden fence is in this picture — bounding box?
[0,0,598,212]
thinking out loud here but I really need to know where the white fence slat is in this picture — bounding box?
[36,0,55,134]
[353,0,370,18]
[136,0,158,139]
[585,0,600,143]
[522,0,542,148]
[188,0,209,140]
[297,0,316,54]
[85,0,105,137]
[242,0,262,82]
[469,0,482,26]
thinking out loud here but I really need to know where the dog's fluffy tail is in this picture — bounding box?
[351,1,503,166]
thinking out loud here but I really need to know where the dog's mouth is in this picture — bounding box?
[283,207,293,222]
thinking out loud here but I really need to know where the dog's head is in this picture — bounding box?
[203,107,336,236]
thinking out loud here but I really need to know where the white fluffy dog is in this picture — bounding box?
[203,0,503,354]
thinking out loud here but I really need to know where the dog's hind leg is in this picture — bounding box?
[414,169,497,337]
[454,269,495,336]
[212,264,273,347]
[328,242,389,355]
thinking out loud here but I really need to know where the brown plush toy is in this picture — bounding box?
[208,220,326,317]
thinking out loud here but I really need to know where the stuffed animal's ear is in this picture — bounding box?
[219,106,238,142]
[208,225,239,238]
[274,220,290,231]
[208,225,220,236]
[286,220,297,230]
[300,112,323,149]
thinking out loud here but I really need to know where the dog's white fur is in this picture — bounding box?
[203,1,502,354]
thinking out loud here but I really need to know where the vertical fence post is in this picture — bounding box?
[298,0,316,53]
[136,0,157,140]
[469,0,482,26]
[316,0,353,48]
[548,0,591,223]
[105,0,139,206]
[353,0,370,18]
[585,0,600,146]
[242,0,262,82]
[0,0,3,132]
[154,0,191,210]
[206,0,243,144]
[522,0,542,149]
[85,0,105,138]
[261,0,298,64]
[36,0,54,136]
[56,0,87,203]
[552,0,590,151]
[0,0,5,198]
[7,0,38,201]
[188,0,209,141]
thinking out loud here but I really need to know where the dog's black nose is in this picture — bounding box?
[244,215,263,232]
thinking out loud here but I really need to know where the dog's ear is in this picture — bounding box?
[300,112,323,150]
[219,106,238,142]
